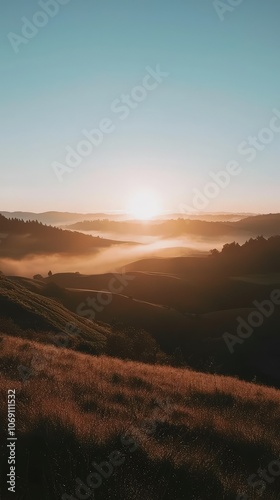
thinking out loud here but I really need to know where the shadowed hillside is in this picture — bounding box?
[0,275,168,365]
[126,235,280,275]
[236,213,280,236]
[0,275,108,354]
[5,267,280,387]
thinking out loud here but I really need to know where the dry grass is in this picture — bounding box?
[0,334,280,499]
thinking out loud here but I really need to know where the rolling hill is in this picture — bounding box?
[0,214,129,258]
[5,264,280,387]
[65,213,280,240]
[0,275,108,354]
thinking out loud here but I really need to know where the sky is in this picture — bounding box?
[1,0,280,214]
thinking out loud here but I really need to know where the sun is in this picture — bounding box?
[127,190,161,220]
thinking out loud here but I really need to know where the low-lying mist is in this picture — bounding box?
[0,233,248,278]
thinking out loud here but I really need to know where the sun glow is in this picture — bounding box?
[127,190,161,220]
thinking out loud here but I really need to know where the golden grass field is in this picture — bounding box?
[1,334,280,499]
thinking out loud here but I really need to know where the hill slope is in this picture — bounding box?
[0,335,279,499]
[0,275,167,364]
[0,214,128,258]
[65,213,280,240]
[7,272,280,387]
[0,275,108,354]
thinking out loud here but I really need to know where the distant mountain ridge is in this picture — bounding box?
[0,211,127,225]
[0,210,255,226]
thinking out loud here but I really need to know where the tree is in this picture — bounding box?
[210,248,219,257]
[48,270,53,277]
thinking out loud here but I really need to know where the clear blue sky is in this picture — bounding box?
[1,0,280,213]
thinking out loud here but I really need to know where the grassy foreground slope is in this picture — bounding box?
[0,335,280,499]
